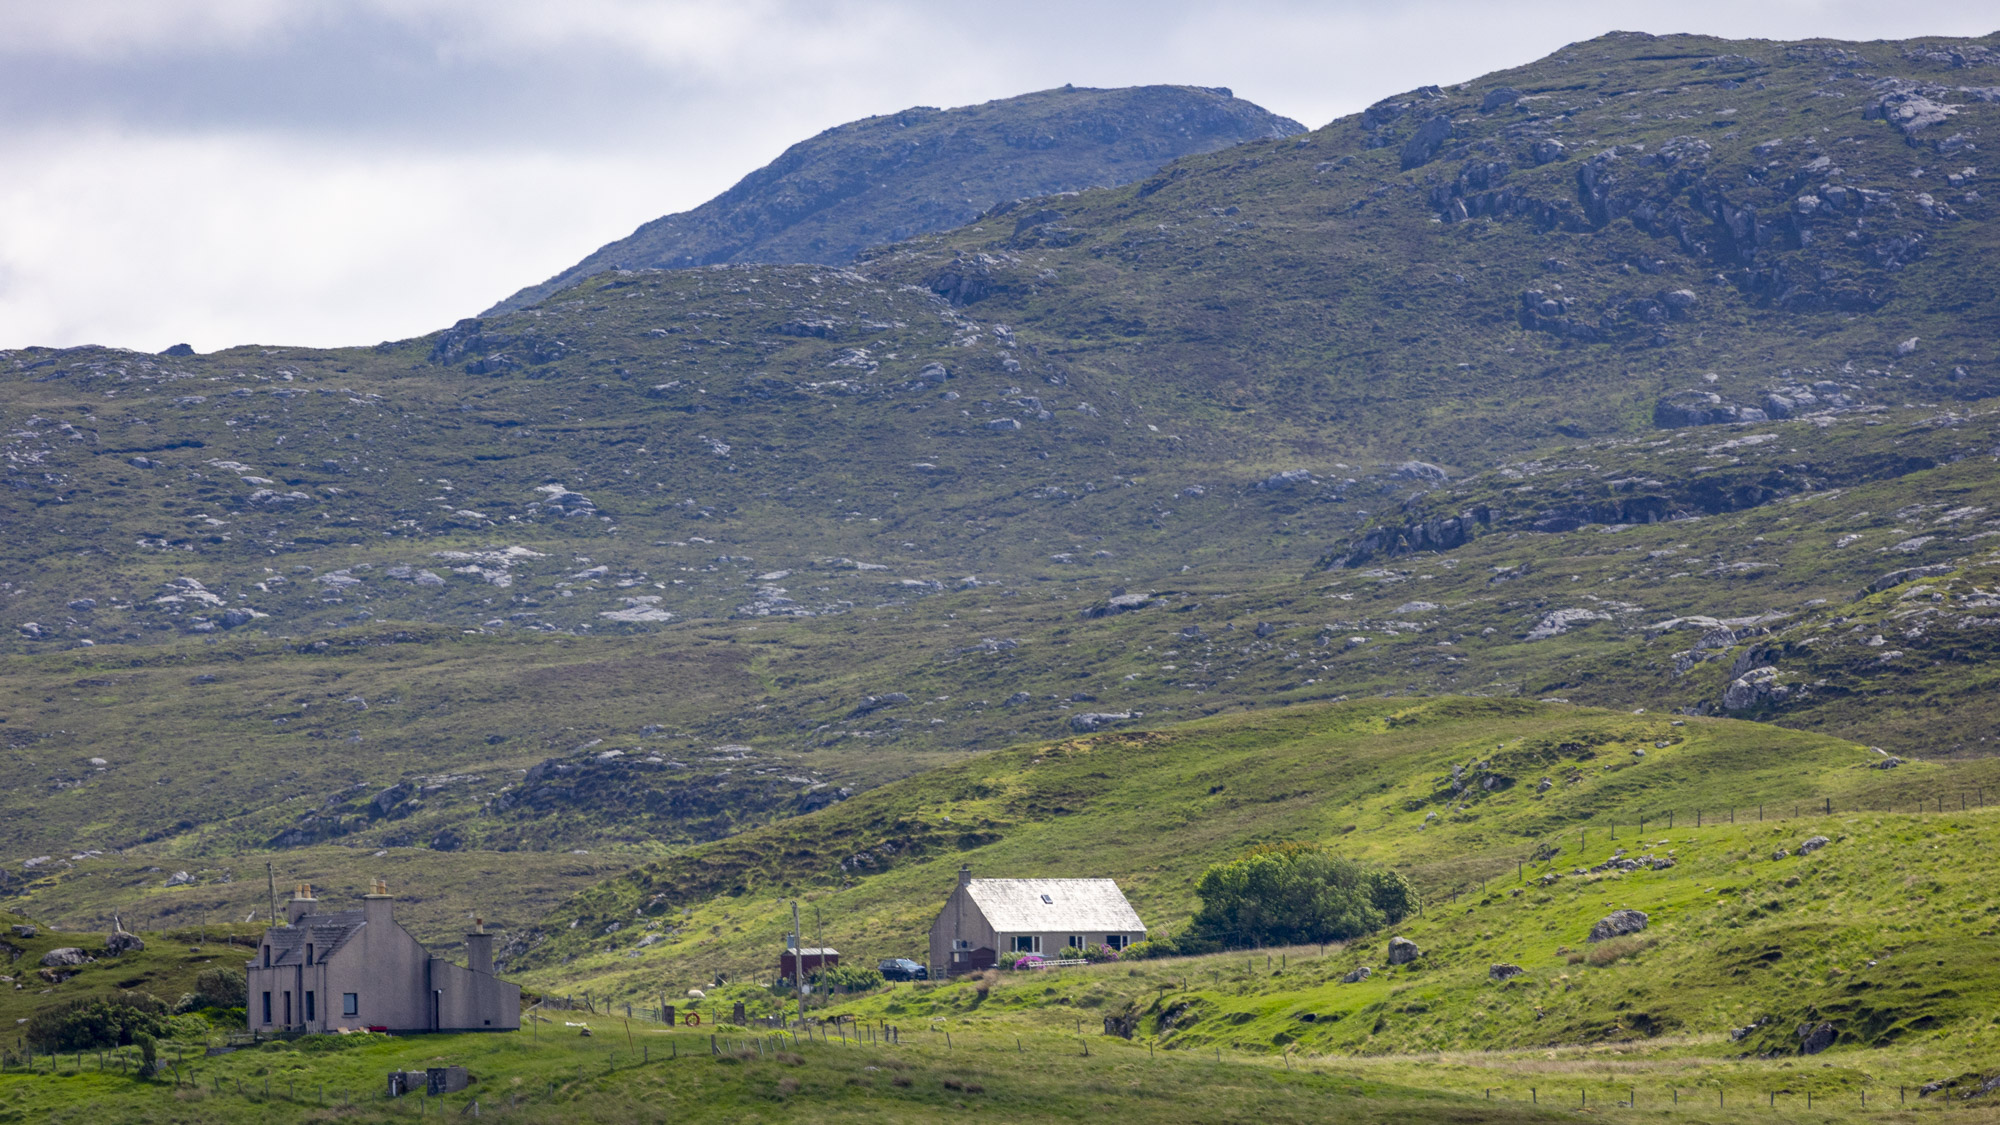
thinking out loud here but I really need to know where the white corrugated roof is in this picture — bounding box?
[964,879,1145,933]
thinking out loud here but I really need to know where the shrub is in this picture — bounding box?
[1083,944,1121,963]
[26,992,171,1053]
[998,950,1023,969]
[1057,946,1085,961]
[191,967,246,1009]
[1119,940,1170,960]
[1184,842,1414,950]
[811,964,885,994]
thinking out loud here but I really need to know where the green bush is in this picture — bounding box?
[811,964,885,994]
[1184,842,1414,951]
[1118,940,1172,960]
[25,992,172,1053]
[192,967,246,1009]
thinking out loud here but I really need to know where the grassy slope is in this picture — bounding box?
[2,27,1998,959]
[507,696,2000,1060]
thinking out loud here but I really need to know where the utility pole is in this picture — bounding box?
[266,863,277,928]
[791,901,805,1025]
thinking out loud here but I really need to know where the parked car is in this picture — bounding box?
[878,957,928,981]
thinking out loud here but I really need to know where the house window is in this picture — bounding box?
[305,991,316,1022]
[343,993,359,1017]
[1066,935,1084,952]
[283,991,292,1025]
[262,945,271,968]
[953,939,970,950]
[262,992,272,1024]
[1104,935,1129,951]
[1012,935,1040,953]
[305,943,314,965]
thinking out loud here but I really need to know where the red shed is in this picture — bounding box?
[779,946,840,980]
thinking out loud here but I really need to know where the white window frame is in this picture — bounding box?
[1104,934,1129,951]
[1012,935,1040,954]
[1066,935,1084,952]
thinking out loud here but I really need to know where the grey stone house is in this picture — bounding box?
[928,866,1146,974]
[246,881,519,1033]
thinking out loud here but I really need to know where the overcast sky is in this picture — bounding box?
[1,1,1993,353]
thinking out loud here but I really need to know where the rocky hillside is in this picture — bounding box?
[4,30,2000,937]
[484,84,1304,313]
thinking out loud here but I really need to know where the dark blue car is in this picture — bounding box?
[878,957,928,981]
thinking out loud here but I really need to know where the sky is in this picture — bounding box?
[0,1,1993,353]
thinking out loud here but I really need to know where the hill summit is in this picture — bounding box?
[483,84,1304,313]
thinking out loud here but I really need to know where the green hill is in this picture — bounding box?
[483,84,1305,313]
[508,695,2000,1060]
[3,27,2000,965]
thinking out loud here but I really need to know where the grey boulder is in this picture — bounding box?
[104,931,146,955]
[1587,909,1649,943]
[40,947,93,967]
[1387,936,1420,965]
[1340,965,1373,983]
[1070,711,1139,733]
[1488,963,1525,982]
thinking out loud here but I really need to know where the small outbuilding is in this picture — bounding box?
[929,865,1146,975]
[779,946,840,981]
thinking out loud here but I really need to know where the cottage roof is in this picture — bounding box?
[261,910,367,966]
[964,879,1145,933]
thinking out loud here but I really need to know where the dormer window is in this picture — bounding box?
[305,943,314,965]
[263,945,271,968]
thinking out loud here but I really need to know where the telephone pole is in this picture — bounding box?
[791,900,805,1023]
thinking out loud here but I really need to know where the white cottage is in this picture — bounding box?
[928,865,1146,974]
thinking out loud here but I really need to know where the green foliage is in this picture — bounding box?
[810,964,885,994]
[25,991,170,1053]
[1184,844,1412,951]
[191,966,246,1009]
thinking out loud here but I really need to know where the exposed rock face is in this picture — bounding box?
[1070,711,1140,733]
[1723,666,1790,711]
[1329,507,1490,567]
[485,84,1305,313]
[1526,608,1611,640]
[1866,564,1956,594]
[10,924,37,938]
[1654,390,1770,428]
[849,692,911,717]
[1488,963,1525,982]
[1798,1020,1837,1054]
[1400,115,1455,169]
[1797,835,1831,855]
[1587,909,1649,943]
[104,930,145,955]
[1387,936,1420,964]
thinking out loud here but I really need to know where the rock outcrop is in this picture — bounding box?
[1587,909,1649,943]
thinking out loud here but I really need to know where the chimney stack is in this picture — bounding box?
[958,864,972,888]
[286,883,317,926]
[362,877,394,928]
[464,916,493,976]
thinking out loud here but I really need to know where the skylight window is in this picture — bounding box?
[1040,894,1053,904]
